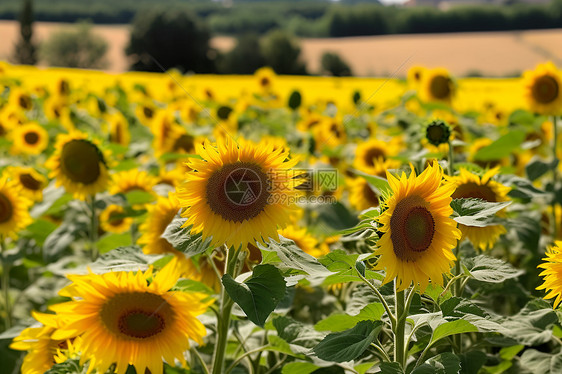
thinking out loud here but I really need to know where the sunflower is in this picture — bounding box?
[349,177,380,211]
[523,62,562,115]
[9,89,33,111]
[374,163,461,292]
[255,67,276,93]
[10,122,49,155]
[100,204,133,234]
[420,68,455,103]
[313,116,347,150]
[407,66,426,88]
[50,262,211,374]
[444,167,510,251]
[135,102,157,126]
[468,137,510,169]
[279,225,328,258]
[106,112,130,147]
[138,194,180,255]
[537,241,562,308]
[0,176,32,238]
[6,166,47,202]
[46,132,111,201]
[43,97,73,130]
[109,169,157,197]
[10,312,78,374]
[353,139,402,176]
[176,138,300,249]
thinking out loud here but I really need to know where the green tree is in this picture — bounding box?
[218,33,266,74]
[40,23,108,69]
[321,52,353,77]
[261,29,307,75]
[126,9,215,73]
[12,0,38,65]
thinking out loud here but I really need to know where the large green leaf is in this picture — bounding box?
[222,264,286,327]
[412,352,461,374]
[96,232,133,254]
[451,198,510,227]
[467,255,524,283]
[526,158,559,181]
[431,320,478,344]
[315,302,385,332]
[160,217,213,257]
[313,320,382,363]
[499,300,558,346]
[281,363,319,374]
[87,245,158,273]
[473,130,525,161]
[379,362,404,374]
[273,315,325,348]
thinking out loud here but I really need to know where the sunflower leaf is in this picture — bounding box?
[161,217,213,257]
[466,255,524,283]
[451,198,511,227]
[222,264,286,327]
[473,130,526,161]
[412,352,461,374]
[313,320,382,363]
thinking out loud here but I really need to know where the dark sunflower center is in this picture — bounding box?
[532,75,559,104]
[60,139,102,185]
[414,71,421,81]
[260,77,270,87]
[109,211,125,227]
[173,134,195,153]
[143,106,154,119]
[19,95,32,110]
[53,107,61,118]
[452,182,497,202]
[390,195,435,262]
[59,80,70,95]
[0,193,13,223]
[363,147,385,167]
[101,292,172,341]
[112,123,123,144]
[363,182,379,207]
[24,131,39,145]
[217,106,233,120]
[429,75,451,100]
[19,173,41,191]
[206,161,271,223]
[330,123,342,139]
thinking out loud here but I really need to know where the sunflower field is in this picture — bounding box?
[0,60,562,374]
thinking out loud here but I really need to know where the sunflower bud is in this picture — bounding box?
[425,119,451,147]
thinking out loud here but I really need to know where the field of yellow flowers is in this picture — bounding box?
[1,60,562,374]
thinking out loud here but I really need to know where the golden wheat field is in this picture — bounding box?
[0,61,562,374]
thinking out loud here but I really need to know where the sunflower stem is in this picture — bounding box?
[552,116,559,240]
[89,194,98,261]
[356,270,395,325]
[211,244,239,374]
[0,236,11,330]
[452,242,463,353]
[393,287,406,369]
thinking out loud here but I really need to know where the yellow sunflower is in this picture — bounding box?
[255,67,276,93]
[537,241,562,308]
[468,137,510,169]
[10,122,49,155]
[353,139,402,176]
[313,116,347,150]
[6,166,47,202]
[9,88,33,111]
[374,162,461,292]
[349,177,380,211]
[420,68,456,104]
[444,167,510,251]
[135,102,157,126]
[106,112,130,147]
[523,62,562,115]
[109,169,157,197]
[0,176,32,238]
[407,65,426,88]
[50,262,212,374]
[99,204,133,234]
[138,194,180,255]
[10,312,78,374]
[279,225,328,258]
[176,138,300,249]
[46,132,111,201]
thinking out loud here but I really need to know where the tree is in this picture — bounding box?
[321,52,353,77]
[126,9,216,73]
[12,0,38,65]
[40,23,108,69]
[218,33,266,74]
[261,29,307,75]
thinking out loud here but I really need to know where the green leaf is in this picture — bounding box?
[520,349,553,374]
[96,233,133,254]
[125,190,155,205]
[313,320,382,363]
[315,302,385,332]
[379,362,404,374]
[86,246,158,273]
[273,315,325,348]
[500,300,558,346]
[431,320,477,344]
[174,279,215,294]
[473,130,526,161]
[161,217,213,258]
[159,152,201,162]
[526,158,559,181]
[25,219,58,246]
[352,169,391,195]
[412,352,461,374]
[259,237,334,285]
[458,351,487,374]
[451,198,511,227]
[222,264,286,327]
[281,363,319,374]
[315,202,359,233]
[114,159,139,171]
[467,255,524,283]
